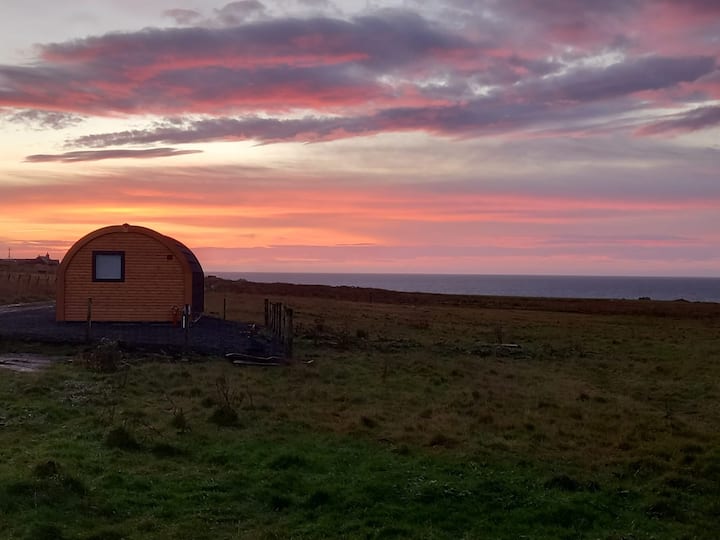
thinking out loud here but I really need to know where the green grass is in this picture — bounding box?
[1,288,720,539]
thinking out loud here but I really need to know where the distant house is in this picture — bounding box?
[56,224,204,322]
[0,253,59,273]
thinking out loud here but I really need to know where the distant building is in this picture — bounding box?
[0,253,59,272]
[36,253,59,265]
[56,223,204,322]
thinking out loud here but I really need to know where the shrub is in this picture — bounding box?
[85,339,123,372]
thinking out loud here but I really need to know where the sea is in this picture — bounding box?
[213,273,720,303]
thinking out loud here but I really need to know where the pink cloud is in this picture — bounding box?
[0,5,716,153]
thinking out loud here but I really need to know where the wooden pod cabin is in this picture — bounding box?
[56,224,204,322]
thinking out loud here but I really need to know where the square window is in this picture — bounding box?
[93,251,125,281]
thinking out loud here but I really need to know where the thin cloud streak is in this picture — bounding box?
[24,148,202,162]
[636,105,720,135]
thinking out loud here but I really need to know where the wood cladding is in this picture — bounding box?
[57,225,203,322]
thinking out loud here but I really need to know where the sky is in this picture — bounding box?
[0,0,719,276]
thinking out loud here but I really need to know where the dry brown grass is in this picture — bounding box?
[0,270,56,304]
[205,284,720,469]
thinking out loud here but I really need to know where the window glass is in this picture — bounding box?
[94,252,124,281]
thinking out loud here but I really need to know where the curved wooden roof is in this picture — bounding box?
[59,223,203,278]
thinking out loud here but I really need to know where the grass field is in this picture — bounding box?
[1,278,719,538]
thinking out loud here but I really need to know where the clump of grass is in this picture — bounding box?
[31,460,86,496]
[200,396,215,408]
[268,454,307,470]
[170,408,189,432]
[305,489,331,508]
[543,474,581,492]
[33,460,60,478]
[269,493,293,511]
[26,524,67,540]
[392,444,410,456]
[151,443,185,458]
[428,433,457,448]
[105,426,141,450]
[646,498,686,521]
[208,374,243,427]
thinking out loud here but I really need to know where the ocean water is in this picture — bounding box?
[212,273,720,303]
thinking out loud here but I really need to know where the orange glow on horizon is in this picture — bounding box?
[2,166,718,277]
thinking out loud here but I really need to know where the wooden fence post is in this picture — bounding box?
[264,298,270,327]
[223,296,227,321]
[85,298,93,342]
[279,304,284,344]
[276,302,282,337]
[283,307,293,359]
[183,304,190,351]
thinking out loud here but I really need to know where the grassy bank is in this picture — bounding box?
[1,278,719,538]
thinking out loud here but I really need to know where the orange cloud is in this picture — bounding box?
[2,165,718,274]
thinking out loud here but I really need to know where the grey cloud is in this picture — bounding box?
[25,148,201,163]
[65,96,650,148]
[0,6,713,145]
[638,105,720,135]
[531,55,717,103]
[3,109,84,129]
[40,11,472,71]
[215,1,266,24]
[163,9,202,24]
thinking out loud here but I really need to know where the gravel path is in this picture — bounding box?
[0,303,280,357]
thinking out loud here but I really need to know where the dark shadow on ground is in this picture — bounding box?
[0,303,278,357]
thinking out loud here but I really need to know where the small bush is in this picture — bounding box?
[208,405,239,427]
[85,339,123,372]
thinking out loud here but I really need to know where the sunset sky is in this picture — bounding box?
[1,0,719,276]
